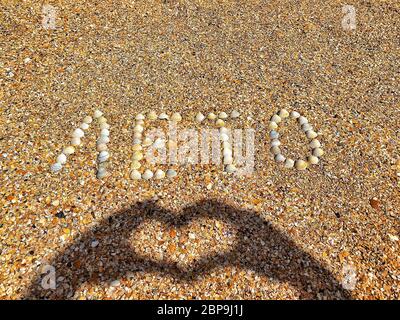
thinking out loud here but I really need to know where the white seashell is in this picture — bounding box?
[100,128,110,137]
[284,158,295,168]
[290,111,300,119]
[80,123,89,130]
[96,168,107,179]
[222,141,232,150]
[142,169,154,180]
[225,164,236,173]
[155,169,166,179]
[301,123,313,132]
[231,110,240,118]
[166,169,177,178]
[207,113,217,120]
[153,138,165,149]
[97,143,108,152]
[63,146,75,155]
[98,116,107,124]
[306,130,318,139]
[223,148,233,158]
[275,154,286,162]
[312,148,324,157]
[270,146,281,155]
[133,132,142,139]
[271,114,281,123]
[220,133,229,142]
[131,161,141,170]
[309,139,321,149]
[142,137,152,147]
[133,125,144,133]
[269,131,279,139]
[100,122,110,130]
[135,113,145,120]
[271,139,281,147]
[130,170,141,180]
[295,159,308,170]
[71,137,81,146]
[219,111,228,119]
[278,109,289,118]
[298,116,308,125]
[83,116,93,124]
[268,121,278,130]
[98,151,109,163]
[195,112,205,123]
[159,113,169,120]
[133,138,141,145]
[135,120,144,126]
[93,110,103,118]
[56,153,67,164]
[215,119,225,127]
[98,136,110,144]
[132,151,143,161]
[148,111,158,120]
[72,128,84,138]
[171,112,182,122]
[223,155,233,165]
[51,162,62,172]
[308,155,319,165]
[220,127,229,135]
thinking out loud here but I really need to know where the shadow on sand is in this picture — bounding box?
[24,200,351,299]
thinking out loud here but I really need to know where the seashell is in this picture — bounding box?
[135,113,145,120]
[148,111,157,120]
[222,141,232,150]
[309,139,321,149]
[132,144,142,151]
[133,125,144,133]
[306,130,318,139]
[130,161,141,170]
[132,151,143,161]
[231,110,240,118]
[100,122,110,130]
[72,128,84,138]
[220,127,229,134]
[97,143,108,152]
[100,128,110,137]
[223,148,232,158]
[166,169,177,178]
[215,119,225,127]
[298,116,308,125]
[153,138,165,149]
[133,138,141,145]
[97,136,110,144]
[56,153,67,165]
[98,116,107,124]
[269,130,279,139]
[290,111,300,119]
[225,164,236,173]
[308,155,319,165]
[83,116,93,124]
[207,112,217,120]
[278,109,289,118]
[268,121,278,130]
[63,146,75,155]
[295,159,308,170]
[284,158,295,168]
[171,112,182,122]
[142,137,152,147]
[133,132,142,139]
[80,123,89,130]
[271,139,281,147]
[96,168,107,179]
[312,148,324,157]
[71,137,81,146]
[220,133,229,142]
[155,169,166,179]
[195,112,205,123]
[219,111,228,119]
[142,169,154,180]
[301,123,313,132]
[159,113,169,120]
[51,162,62,172]
[223,155,233,165]
[98,151,109,163]
[270,146,281,155]
[275,154,285,162]
[93,109,103,118]
[130,170,141,180]
[135,119,144,126]
[271,114,282,123]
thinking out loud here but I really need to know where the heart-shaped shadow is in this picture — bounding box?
[24,200,351,299]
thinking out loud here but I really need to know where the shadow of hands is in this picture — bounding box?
[24,200,351,299]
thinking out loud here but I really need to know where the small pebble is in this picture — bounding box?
[309,139,321,149]
[133,138,141,145]
[91,240,99,248]
[132,144,142,151]
[278,109,289,118]
[142,137,152,146]
[225,164,236,173]
[130,170,141,180]
[271,139,281,147]
[308,155,319,165]
[100,128,110,137]
[215,119,225,127]
[219,111,228,119]
[63,146,75,155]
[159,113,169,120]
[284,158,295,168]
[195,112,205,123]
[298,116,308,125]
[148,111,158,120]
[97,143,108,152]
[56,153,67,164]
[171,112,182,122]
[269,131,279,139]
[110,280,120,287]
[155,169,166,179]
[290,111,300,119]
[135,113,145,120]
[96,168,107,179]
[275,154,285,162]
[271,114,281,123]
[98,116,107,124]
[71,137,81,146]
[207,112,217,120]
[72,128,84,138]
[132,151,143,161]
[100,122,110,130]
[98,151,109,163]
[97,136,110,144]
[133,132,142,139]
[51,162,62,172]
[131,161,141,170]
[295,159,308,170]
[312,148,324,157]
[166,169,177,178]
[270,146,281,155]
[301,123,313,132]
[231,110,240,118]
[142,169,154,180]
[83,116,93,124]
[93,110,103,118]
[133,125,144,133]
[80,123,89,130]
[306,130,318,139]
[268,121,278,130]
